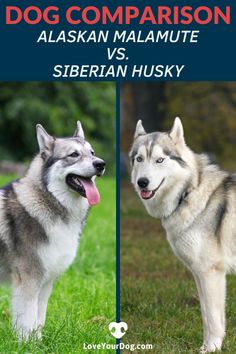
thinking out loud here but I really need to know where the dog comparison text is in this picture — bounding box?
[5,6,230,25]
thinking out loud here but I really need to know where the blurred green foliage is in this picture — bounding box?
[122,82,236,171]
[0,82,116,174]
[164,82,236,169]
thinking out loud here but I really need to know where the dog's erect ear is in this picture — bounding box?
[74,121,85,139]
[169,117,185,145]
[134,120,146,139]
[36,124,54,153]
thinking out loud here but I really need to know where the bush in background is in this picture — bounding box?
[0,82,116,174]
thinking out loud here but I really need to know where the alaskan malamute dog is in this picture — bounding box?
[0,122,105,339]
[130,117,236,353]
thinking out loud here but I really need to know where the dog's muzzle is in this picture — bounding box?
[93,159,106,176]
[139,178,165,200]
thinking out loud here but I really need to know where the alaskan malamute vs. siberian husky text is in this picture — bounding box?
[0,122,105,339]
[130,117,236,353]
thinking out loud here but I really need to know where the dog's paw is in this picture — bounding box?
[17,328,42,342]
[199,338,222,353]
[35,329,42,340]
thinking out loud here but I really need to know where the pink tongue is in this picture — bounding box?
[79,178,100,206]
[141,190,152,199]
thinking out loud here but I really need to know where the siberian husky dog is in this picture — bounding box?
[0,121,105,340]
[130,117,236,353]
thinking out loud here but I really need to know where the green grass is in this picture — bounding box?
[0,175,116,353]
[120,181,236,354]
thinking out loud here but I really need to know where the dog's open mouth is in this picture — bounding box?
[140,178,165,200]
[66,174,100,206]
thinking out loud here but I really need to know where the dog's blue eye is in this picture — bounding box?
[136,156,143,162]
[156,158,164,163]
[69,152,79,158]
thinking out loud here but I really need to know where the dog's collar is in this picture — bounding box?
[166,188,189,219]
[178,190,189,207]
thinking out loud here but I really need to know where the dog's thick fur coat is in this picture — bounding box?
[130,117,236,353]
[0,122,105,339]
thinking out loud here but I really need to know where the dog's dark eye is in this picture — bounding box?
[69,152,79,158]
[91,150,95,156]
[136,156,143,162]
[156,158,164,163]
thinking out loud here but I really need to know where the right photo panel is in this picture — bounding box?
[120,82,236,353]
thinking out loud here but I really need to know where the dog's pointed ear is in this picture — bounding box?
[169,117,185,145]
[134,120,146,139]
[74,121,85,139]
[36,124,54,153]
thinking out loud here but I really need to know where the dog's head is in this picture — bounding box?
[36,121,105,206]
[130,117,193,217]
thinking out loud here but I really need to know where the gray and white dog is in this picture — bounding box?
[130,117,236,353]
[0,121,105,339]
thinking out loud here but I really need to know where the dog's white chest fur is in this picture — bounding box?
[14,181,89,281]
[166,229,200,268]
[38,219,82,280]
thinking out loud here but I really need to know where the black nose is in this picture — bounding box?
[137,177,149,189]
[93,159,106,172]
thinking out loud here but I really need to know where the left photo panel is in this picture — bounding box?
[0,82,116,353]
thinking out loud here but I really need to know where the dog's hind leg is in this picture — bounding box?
[37,280,53,330]
[194,270,226,353]
[12,280,41,340]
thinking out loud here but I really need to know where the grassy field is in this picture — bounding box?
[0,175,116,354]
[120,181,236,354]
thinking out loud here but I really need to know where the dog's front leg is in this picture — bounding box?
[193,273,208,345]
[12,282,41,340]
[37,280,53,330]
[194,270,226,353]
